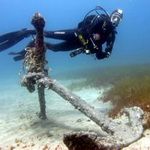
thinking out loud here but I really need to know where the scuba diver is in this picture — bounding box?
[0,6,123,61]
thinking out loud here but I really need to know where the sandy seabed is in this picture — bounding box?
[0,78,111,150]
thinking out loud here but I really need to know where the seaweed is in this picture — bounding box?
[66,64,150,128]
[103,69,150,128]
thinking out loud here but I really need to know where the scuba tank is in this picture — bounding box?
[83,6,110,27]
[70,6,110,58]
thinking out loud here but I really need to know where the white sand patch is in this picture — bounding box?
[123,129,150,150]
[0,78,111,149]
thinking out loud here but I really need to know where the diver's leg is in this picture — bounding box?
[46,41,80,52]
[44,29,77,41]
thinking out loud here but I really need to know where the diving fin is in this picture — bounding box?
[8,41,35,61]
[0,29,36,52]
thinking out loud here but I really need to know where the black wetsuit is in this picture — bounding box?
[44,14,116,59]
[0,14,116,60]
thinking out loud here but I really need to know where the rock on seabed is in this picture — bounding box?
[122,129,150,150]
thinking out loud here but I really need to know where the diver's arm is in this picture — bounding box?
[95,32,115,60]
[19,29,36,37]
[104,32,116,57]
[44,29,76,41]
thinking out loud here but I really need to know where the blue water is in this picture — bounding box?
[0,0,150,80]
[0,0,150,148]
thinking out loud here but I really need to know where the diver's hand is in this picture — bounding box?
[106,51,111,57]
[96,51,110,59]
[85,49,90,54]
